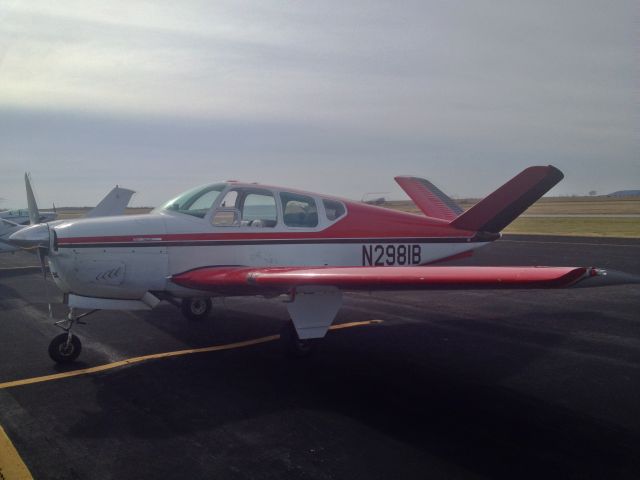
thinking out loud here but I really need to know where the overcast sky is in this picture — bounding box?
[0,0,637,207]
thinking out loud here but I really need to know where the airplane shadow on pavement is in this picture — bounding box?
[43,312,640,480]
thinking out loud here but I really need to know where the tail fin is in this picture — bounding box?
[395,176,463,221]
[451,165,563,233]
[86,186,135,218]
[24,173,40,225]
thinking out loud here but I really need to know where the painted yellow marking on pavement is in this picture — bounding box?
[0,424,33,480]
[330,319,383,330]
[0,335,279,390]
[0,320,382,390]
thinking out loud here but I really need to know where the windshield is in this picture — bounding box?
[161,183,226,218]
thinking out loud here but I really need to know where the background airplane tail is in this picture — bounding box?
[86,186,135,218]
[450,165,564,233]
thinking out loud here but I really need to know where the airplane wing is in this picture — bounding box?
[0,218,20,228]
[173,264,638,341]
[0,218,21,239]
[171,265,632,294]
[85,186,135,218]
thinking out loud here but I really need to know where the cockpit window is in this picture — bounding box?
[161,184,226,218]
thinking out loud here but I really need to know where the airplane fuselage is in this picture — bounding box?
[11,166,633,365]
[44,181,487,301]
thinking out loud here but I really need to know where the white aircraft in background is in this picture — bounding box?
[0,173,135,254]
[0,209,57,225]
[0,173,58,227]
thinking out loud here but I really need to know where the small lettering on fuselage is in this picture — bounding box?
[362,244,421,266]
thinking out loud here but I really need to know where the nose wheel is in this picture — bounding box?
[47,307,97,364]
[48,333,82,363]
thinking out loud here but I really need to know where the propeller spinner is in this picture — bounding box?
[8,223,51,250]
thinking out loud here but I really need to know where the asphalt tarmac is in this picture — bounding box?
[1,235,639,480]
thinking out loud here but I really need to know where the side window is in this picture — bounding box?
[219,190,238,208]
[323,199,346,221]
[212,209,240,226]
[212,190,241,226]
[212,189,277,228]
[280,192,318,228]
[241,192,277,227]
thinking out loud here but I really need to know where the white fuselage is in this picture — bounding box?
[47,210,487,300]
[42,181,488,302]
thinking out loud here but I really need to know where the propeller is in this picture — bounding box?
[37,223,53,319]
[24,172,40,226]
[7,222,54,317]
[37,241,53,319]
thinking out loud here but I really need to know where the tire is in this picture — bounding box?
[280,321,318,358]
[181,297,212,321]
[49,333,82,364]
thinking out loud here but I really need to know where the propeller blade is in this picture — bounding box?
[25,172,41,226]
[37,245,53,319]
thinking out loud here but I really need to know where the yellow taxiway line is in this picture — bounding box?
[0,424,33,480]
[0,320,382,478]
[0,320,382,391]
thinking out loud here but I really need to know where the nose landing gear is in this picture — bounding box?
[48,307,98,364]
[48,333,82,363]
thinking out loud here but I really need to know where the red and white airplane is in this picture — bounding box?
[8,165,637,363]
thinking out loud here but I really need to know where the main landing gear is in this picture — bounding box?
[48,308,97,364]
[280,321,319,357]
[181,297,212,321]
[179,296,318,356]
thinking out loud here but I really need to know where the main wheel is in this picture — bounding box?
[48,333,82,364]
[280,321,319,358]
[181,297,212,321]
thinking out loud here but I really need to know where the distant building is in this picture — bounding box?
[606,190,640,198]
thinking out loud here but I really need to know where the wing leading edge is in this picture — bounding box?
[171,265,634,294]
